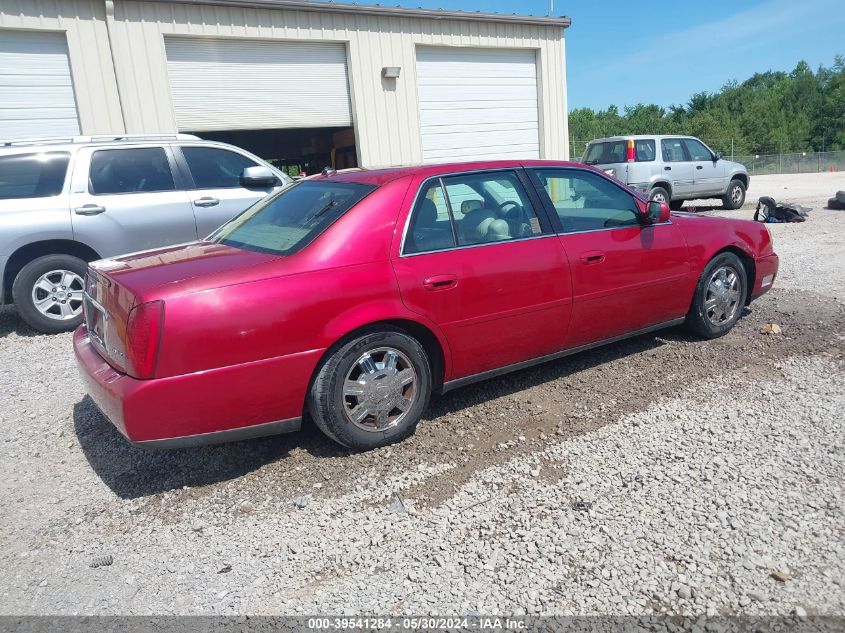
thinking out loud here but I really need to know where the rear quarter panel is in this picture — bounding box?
[151,175,452,379]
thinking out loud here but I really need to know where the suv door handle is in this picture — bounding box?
[579,251,605,265]
[193,197,219,207]
[664,166,672,171]
[696,165,704,170]
[74,204,106,216]
[423,274,458,290]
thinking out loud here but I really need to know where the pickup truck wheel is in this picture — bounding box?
[722,179,746,210]
[308,328,432,450]
[685,252,747,339]
[649,186,670,204]
[12,254,88,334]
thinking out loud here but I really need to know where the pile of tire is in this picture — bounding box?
[828,191,845,210]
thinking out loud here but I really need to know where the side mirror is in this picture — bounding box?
[644,199,671,224]
[240,166,278,188]
[713,151,722,161]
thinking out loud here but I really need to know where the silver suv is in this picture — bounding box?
[0,134,291,333]
[581,135,749,211]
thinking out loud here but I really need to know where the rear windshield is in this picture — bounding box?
[582,140,655,164]
[0,151,70,199]
[209,180,376,255]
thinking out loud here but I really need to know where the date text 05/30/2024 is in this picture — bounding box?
[307,617,527,630]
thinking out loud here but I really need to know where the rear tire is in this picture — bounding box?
[649,186,670,205]
[685,252,748,339]
[722,179,746,210]
[12,254,88,334]
[308,328,432,450]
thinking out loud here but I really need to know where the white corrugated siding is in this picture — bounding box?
[416,47,539,163]
[0,30,80,138]
[164,37,352,131]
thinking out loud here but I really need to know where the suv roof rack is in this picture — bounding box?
[1,133,201,147]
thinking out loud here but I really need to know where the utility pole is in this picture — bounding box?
[550,0,554,14]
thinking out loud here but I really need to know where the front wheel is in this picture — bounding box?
[308,328,432,449]
[649,186,670,205]
[722,179,746,210]
[685,252,747,339]
[12,254,88,334]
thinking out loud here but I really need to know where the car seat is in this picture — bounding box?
[459,208,510,244]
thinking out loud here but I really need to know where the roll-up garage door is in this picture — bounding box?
[416,47,540,163]
[0,30,80,139]
[164,37,352,132]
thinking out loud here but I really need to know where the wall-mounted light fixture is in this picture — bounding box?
[382,66,401,79]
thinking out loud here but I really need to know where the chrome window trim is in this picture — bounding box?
[554,220,673,238]
[398,167,546,258]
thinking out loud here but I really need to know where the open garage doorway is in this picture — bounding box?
[189,126,358,177]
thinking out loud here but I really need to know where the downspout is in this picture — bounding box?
[104,0,128,133]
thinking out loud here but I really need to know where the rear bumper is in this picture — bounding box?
[750,252,779,300]
[73,326,321,448]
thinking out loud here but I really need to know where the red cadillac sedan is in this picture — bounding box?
[74,161,778,450]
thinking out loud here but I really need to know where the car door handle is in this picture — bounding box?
[696,165,704,170]
[423,274,458,290]
[193,197,219,207]
[579,251,605,265]
[74,204,106,216]
[664,166,672,171]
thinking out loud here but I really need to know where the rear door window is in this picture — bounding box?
[181,146,265,189]
[404,171,544,254]
[89,147,176,195]
[0,152,70,199]
[661,139,688,162]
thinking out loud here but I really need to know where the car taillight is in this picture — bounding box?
[125,300,164,379]
[626,138,635,162]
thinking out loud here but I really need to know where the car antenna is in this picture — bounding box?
[322,166,337,176]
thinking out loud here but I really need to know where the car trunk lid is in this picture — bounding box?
[83,241,279,373]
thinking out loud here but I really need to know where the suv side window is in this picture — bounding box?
[660,139,688,163]
[683,138,713,162]
[89,147,175,195]
[0,152,70,200]
[533,168,639,233]
[181,146,264,189]
[635,139,656,161]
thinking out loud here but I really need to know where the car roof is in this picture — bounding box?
[309,160,588,185]
[588,134,692,142]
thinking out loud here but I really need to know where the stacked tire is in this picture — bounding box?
[827,191,845,211]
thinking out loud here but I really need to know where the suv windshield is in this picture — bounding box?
[209,180,376,255]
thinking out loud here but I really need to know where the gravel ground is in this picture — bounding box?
[0,172,843,616]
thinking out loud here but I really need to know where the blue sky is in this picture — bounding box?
[325,0,845,110]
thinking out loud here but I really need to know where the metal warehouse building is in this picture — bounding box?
[0,0,571,169]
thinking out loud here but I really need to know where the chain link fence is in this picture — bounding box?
[568,140,845,176]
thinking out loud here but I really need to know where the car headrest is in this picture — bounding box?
[417,198,438,226]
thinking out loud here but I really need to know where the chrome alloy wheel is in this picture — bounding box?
[31,270,84,321]
[704,265,741,326]
[730,184,744,206]
[651,191,667,203]
[342,347,418,432]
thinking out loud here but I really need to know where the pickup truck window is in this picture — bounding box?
[0,152,70,200]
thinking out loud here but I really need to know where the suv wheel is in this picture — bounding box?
[722,179,746,210]
[649,186,670,205]
[12,254,88,334]
[308,328,432,450]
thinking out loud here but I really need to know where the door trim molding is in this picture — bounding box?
[440,317,685,394]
